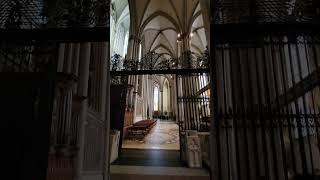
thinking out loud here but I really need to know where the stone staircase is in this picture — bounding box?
[110,165,210,180]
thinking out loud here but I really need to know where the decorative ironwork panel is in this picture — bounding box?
[0,0,110,29]
[110,50,209,74]
[176,73,211,132]
[214,0,319,24]
[0,0,47,29]
[0,41,58,72]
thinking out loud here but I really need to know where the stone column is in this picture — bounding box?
[72,43,81,76]
[57,43,65,72]
[72,43,81,93]
[145,75,150,119]
[64,43,73,74]
[103,42,111,180]
[160,90,163,115]
[54,82,73,144]
[131,39,140,121]
[74,42,91,180]
[125,36,135,111]
[99,42,108,120]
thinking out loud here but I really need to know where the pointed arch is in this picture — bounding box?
[191,44,203,55]
[139,11,181,37]
[188,1,201,33]
[149,30,175,53]
[151,44,174,57]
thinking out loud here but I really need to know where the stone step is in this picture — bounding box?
[110,165,210,180]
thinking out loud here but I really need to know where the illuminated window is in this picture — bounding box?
[138,43,142,61]
[153,86,159,111]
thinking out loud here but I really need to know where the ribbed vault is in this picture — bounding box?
[128,0,209,59]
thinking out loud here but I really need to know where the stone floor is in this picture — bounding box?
[112,149,183,167]
[122,120,180,150]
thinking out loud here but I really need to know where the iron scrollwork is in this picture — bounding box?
[0,0,110,29]
[110,49,209,73]
[214,0,317,24]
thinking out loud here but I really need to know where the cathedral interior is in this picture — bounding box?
[108,1,211,177]
[1,0,320,180]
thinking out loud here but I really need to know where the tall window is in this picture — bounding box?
[153,86,159,111]
[123,31,129,57]
[138,43,142,61]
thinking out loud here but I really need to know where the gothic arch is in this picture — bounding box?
[151,44,174,57]
[139,11,181,37]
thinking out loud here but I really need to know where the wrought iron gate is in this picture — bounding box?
[110,50,211,157]
[0,0,110,179]
[0,39,58,179]
[176,73,211,132]
[211,0,320,179]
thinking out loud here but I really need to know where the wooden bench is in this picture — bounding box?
[127,119,157,139]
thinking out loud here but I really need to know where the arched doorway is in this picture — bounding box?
[110,0,210,171]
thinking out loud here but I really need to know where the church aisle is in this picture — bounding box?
[122,120,180,150]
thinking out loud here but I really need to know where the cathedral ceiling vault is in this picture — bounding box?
[128,0,209,58]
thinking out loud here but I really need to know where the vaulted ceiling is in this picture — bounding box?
[129,0,209,58]
[111,0,130,30]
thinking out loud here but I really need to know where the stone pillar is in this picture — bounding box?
[74,42,91,180]
[72,43,81,93]
[125,36,135,111]
[145,75,150,119]
[72,43,81,76]
[103,42,111,180]
[64,43,73,74]
[54,82,73,144]
[57,43,65,72]
[131,38,140,121]
[99,42,108,120]
[160,90,163,115]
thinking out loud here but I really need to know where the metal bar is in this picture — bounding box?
[206,73,210,130]
[211,6,222,176]
[221,46,231,180]
[198,74,205,131]
[0,27,110,42]
[201,74,209,131]
[253,46,266,178]
[237,47,252,180]
[269,37,282,180]
[194,74,202,131]
[230,46,242,180]
[190,75,199,131]
[310,36,320,162]
[213,23,320,44]
[276,34,290,180]
[294,39,310,175]
[246,46,261,179]
[184,75,190,129]
[298,35,315,176]
[284,37,298,175]
[176,75,183,161]
[261,43,272,179]
[188,75,194,130]
[110,69,210,77]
